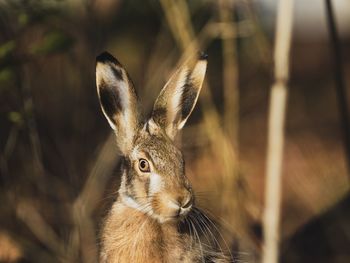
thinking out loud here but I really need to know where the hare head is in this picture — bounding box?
[96,52,207,224]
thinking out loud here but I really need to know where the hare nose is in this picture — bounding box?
[180,194,193,210]
[181,197,192,209]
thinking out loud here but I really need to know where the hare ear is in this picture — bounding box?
[151,54,207,140]
[96,52,139,153]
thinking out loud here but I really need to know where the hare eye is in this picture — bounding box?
[138,159,150,173]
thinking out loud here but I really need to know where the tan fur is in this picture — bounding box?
[101,202,201,263]
[96,52,230,263]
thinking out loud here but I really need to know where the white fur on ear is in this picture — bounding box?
[165,69,187,137]
[96,63,116,130]
[151,54,208,139]
[177,59,207,130]
[96,52,139,153]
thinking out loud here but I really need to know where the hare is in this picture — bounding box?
[96,51,230,263]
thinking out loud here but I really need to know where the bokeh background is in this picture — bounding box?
[1,0,350,262]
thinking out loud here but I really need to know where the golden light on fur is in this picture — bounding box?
[96,51,230,262]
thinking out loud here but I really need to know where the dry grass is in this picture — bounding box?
[0,0,349,262]
[158,0,261,252]
[262,0,294,262]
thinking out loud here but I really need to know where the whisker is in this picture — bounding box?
[200,207,236,235]
[191,212,211,247]
[194,207,234,262]
[188,215,205,263]
[184,217,194,250]
[196,211,225,256]
[98,190,119,202]
[133,194,157,199]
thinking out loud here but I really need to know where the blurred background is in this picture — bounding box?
[1,0,350,262]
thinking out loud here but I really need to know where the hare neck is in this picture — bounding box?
[101,201,183,263]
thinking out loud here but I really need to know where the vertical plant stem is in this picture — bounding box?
[324,0,350,180]
[217,0,245,247]
[72,133,119,263]
[218,0,239,146]
[159,0,256,247]
[17,66,46,179]
[262,0,294,263]
[0,126,19,181]
[159,0,196,55]
[16,202,66,260]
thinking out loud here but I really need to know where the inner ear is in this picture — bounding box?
[151,54,208,139]
[96,51,140,154]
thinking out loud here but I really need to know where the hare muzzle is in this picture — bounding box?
[96,52,229,262]
[150,183,193,223]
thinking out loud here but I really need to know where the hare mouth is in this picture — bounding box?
[120,194,193,224]
[156,206,193,224]
[153,214,187,224]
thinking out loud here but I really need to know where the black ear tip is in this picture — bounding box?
[96,51,120,65]
[198,51,208,60]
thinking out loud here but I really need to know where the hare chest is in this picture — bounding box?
[100,204,198,263]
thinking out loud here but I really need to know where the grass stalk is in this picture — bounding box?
[262,0,294,262]
[71,133,119,262]
[159,0,259,250]
[218,0,239,146]
[324,0,350,181]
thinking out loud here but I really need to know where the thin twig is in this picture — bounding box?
[16,202,66,260]
[325,0,350,181]
[262,0,294,263]
[159,0,195,55]
[71,133,119,263]
[217,0,251,249]
[241,0,273,66]
[16,66,46,179]
[218,0,239,145]
[0,126,19,181]
[159,0,258,251]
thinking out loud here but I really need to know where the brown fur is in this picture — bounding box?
[96,52,230,262]
[100,202,203,263]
